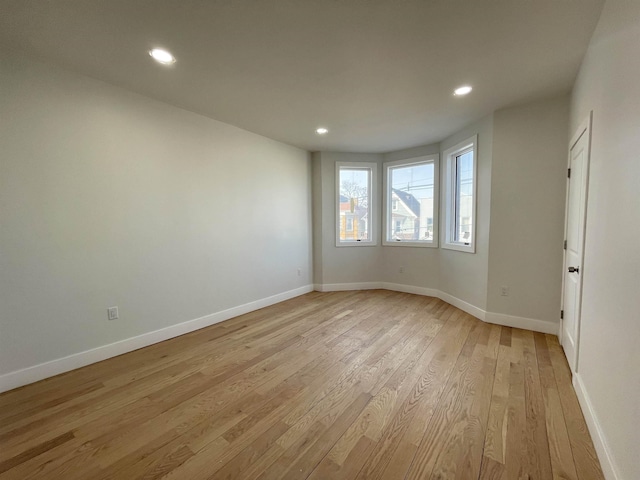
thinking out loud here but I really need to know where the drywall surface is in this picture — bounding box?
[383,143,440,163]
[570,1,640,478]
[312,151,383,285]
[487,97,569,323]
[381,143,440,289]
[0,52,312,375]
[438,115,493,310]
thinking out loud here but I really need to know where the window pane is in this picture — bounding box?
[339,168,370,241]
[388,162,434,241]
[454,150,473,243]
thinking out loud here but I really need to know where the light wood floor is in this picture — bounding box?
[0,290,604,479]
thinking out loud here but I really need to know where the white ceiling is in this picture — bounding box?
[0,0,604,153]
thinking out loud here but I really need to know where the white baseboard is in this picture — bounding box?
[484,311,558,335]
[437,290,487,321]
[315,282,559,335]
[314,282,383,292]
[380,282,439,298]
[573,373,621,480]
[0,285,314,394]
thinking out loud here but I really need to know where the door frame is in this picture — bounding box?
[560,111,592,373]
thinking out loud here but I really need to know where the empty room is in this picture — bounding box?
[0,1,638,479]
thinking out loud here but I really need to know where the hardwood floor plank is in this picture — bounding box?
[0,431,74,475]
[485,324,502,360]
[522,330,553,479]
[308,435,376,480]
[457,340,497,479]
[500,326,512,347]
[482,342,510,466]
[212,421,290,480]
[98,442,193,480]
[479,455,506,479]
[0,382,104,426]
[504,355,527,480]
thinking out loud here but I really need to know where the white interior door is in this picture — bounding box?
[562,115,591,373]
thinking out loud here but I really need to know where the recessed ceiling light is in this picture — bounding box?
[454,85,473,96]
[316,127,329,135]
[149,48,176,65]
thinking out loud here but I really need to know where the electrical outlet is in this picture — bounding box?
[107,306,119,320]
[500,286,509,296]
[399,266,404,274]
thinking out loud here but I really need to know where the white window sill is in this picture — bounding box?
[336,241,378,247]
[442,242,475,253]
[382,240,438,248]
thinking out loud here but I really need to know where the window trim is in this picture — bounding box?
[442,135,478,253]
[335,161,378,247]
[382,154,439,248]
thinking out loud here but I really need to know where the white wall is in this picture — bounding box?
[0,52,312,380]
[312,151,383,286]
[439,115,494,310]
[570,1,640,478]
[488,97,569,323]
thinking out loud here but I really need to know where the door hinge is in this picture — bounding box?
[567,168,571,178]
[560,310,564,320]
[564,240,567,250]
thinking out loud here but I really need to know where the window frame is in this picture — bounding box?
[382,154,439,248]
[335,162,378,247]
[442,135,478,253]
